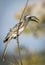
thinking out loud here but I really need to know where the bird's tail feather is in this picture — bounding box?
[3,37,9,43]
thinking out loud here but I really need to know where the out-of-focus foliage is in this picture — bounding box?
[13,1,45,36]
[0,45,45,65]
[14,4,35,20]
[15,45,45,65]
[14,45,30,57]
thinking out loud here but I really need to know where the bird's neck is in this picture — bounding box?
[24,21,29,27]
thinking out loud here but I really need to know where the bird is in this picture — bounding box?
[2,15,39,61]
[4,15,39,43]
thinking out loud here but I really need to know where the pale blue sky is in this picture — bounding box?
[0,0,45,54]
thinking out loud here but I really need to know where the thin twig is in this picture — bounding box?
[2,40,19,65]
[2,43,8,61]
[10,55,19,65]
[2,40,9,62]
[16,0,29,65]
[19,0,29,21]
[16,35,22,65]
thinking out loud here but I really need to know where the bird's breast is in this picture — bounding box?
[19,26,24,34]
[12,27,24,38]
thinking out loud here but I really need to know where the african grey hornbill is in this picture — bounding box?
[2,15,39,61]
[4,15,39,43]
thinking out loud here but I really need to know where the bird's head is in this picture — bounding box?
[24,15,39,23]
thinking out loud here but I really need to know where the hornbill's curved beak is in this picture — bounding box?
[30,16,39,23]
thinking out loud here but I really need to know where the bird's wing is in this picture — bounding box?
[4,21,23,43]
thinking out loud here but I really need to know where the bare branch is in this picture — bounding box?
[16,0,29,65]
[2,40,9,62]
[20,0,29,21]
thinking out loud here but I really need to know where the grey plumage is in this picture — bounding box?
[2,15,39,61]
[4,21,24,43]
[4,15,39,43]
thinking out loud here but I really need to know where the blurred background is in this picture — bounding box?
[0,0,45,65]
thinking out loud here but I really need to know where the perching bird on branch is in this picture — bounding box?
[2,15,39,61]
[4,15,39,43]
